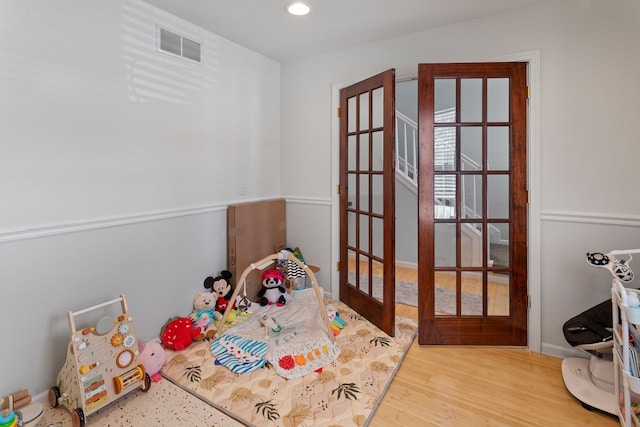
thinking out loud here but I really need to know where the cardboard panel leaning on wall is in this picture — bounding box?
[228,199,286,301]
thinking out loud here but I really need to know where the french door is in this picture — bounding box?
[417,62,528,345]
[339,69,396,336]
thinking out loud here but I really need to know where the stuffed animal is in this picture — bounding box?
[190,292,220,340]
[258,269,286,306]
[160,317,200,351]
[326,303,347,335]
[138,339,167,382]
[214,308,236,327]
[204,270,237,313]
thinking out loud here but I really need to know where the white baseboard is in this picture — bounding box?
[396,260,417,269]
[32,390,48,405]
[541,342,588,360]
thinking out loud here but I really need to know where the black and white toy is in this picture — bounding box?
[586,251,635,283]
[258,269,286,306]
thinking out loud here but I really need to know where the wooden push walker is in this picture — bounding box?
[48,295,150,427]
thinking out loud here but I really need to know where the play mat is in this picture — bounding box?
[211,288,341,378]
[161,293,417,426]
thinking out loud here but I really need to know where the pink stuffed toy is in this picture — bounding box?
[138,340,167,382]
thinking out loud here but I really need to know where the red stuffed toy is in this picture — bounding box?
[160,317,200,351]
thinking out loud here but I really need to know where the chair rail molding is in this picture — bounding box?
[284,196,332,206]
[541,210,640,227]
[0,203,232,244]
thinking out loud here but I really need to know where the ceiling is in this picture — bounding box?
[142,0,544,62]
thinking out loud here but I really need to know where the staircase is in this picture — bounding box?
[395,110,418,188]
[396,108,482,215]
[395,111,502,265]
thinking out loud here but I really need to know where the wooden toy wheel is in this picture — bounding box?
[48,386,60,408]
[139,373,151,392]
[72,408,85,427]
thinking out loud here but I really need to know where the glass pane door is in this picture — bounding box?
[418,62,528,346]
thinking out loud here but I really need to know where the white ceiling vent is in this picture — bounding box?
[158,27,201,63]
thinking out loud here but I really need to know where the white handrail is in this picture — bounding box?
[395,111,418,186]
[395,109,502,242]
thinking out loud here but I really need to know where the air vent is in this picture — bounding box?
[158,27,201,63]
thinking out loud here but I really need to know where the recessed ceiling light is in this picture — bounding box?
[286,2,310,16]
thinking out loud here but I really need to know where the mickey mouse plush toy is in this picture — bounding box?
[204,270,236,313]
[258,269,286,306]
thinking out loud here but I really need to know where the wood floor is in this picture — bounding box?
[365,264,617,426]
[350,260,511,315]
[370,332,618,426]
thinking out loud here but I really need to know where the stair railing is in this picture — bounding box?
[395,111,418,187]
[395,109,501,242]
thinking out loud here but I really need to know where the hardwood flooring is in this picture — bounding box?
[370,334,618,426]
[365,266,617,426]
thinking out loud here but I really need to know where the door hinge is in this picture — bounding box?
[527,86,531,99]
[336,184,341,195]
[336,261,341,272]
[528,295,531,308]
[337,107,341,117]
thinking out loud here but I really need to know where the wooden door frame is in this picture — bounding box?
[328,50,541,351]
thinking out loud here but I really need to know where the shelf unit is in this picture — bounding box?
[612,279,640,426]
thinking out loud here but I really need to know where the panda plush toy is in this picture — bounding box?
[258,269,286,306]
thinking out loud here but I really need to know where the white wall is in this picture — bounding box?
[395,181,418,265]
[0,0,280,397]
[396,80,418,123]
[541,218,640,357]
[281,0,640,356]
[4,0,640,401]
[1,0,281,228]
[394,81,419,265]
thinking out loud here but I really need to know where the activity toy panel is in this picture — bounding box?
[49,295,150,427]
